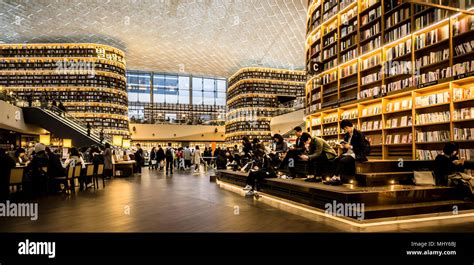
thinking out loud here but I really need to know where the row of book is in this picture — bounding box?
[323,126,339,135]
[452,60,474,77]
[323,45,337,60]
[454,40,474,57]
[361,22,381,41]
[361,120,382,131]
[453,87,474,101]
[322,71,337,84]
[341,63,357,78]
[386,98,412,112]
[361,6,381,27]
[361,72,381,85]
[454,107,474,121]
[361,0,380,13]
[415,9,449,31]
[416,149,441,160]
[386,77,414,93]
[386,39,411,61]
[341,48,358,63]
[415,49,449,69]
[341,35,356,51]
[385,7,410,29]
[453,16,474,37]
[459,149,474,160]
[385,60,412,76]
[358,86,382,99]
[324,58,338,71]
[323,113,339,123]
[340,5,357,24]
[414,25,449,51]
[414,67,452,86]
[361,54,381,70]
[312,129,322,137]
[340,109,358,120]
[361,36,381,54]
[361,104,382,116]
[385,22,411,44]
[312,117,322,126]
[340,22,357,39]
[386,133,412,144]
[415,91,450,107]
[415,130,450,142]
[386,115,412,128]
[454,127,474,141]
[415,111,450,125]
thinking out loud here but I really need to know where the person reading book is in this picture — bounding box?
[325,120,369,186]
[298,133,337,182]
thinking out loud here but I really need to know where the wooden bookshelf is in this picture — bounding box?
[305,1,474,159]
[0,43,129,136]
[226,68,306,145]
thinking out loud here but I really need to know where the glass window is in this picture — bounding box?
[193,90,203,105]
[192,77,203,91]
[203,91,215,105]
[203,78,215,91]
[217,80,226,92]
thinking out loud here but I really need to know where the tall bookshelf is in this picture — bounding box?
[305,1,474,160]
[0,43,129,137]
[226,68,306,145]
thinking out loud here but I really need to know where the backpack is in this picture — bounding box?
[165,148,173,158]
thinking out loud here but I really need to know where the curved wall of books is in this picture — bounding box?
[0,43,129,137]
[225,67,306,145]
[305,0,474,160]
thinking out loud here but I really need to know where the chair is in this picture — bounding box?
[96,164,105,188]
[50,166,73,194]
[85,164,95,189]
[9,168,24,194]
[70,165,82,191]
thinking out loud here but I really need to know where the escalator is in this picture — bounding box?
[22,106,111,147]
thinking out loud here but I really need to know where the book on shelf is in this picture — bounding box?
[452,60,474,78]
[386,39,412,61]
[361,54,381,70]
[415,130,450,142]
[341,109,358,120]
[385,23,411,43]
[454,40,474,56]
[416,149,442,160]
[361,104,382,116]
[415,91,450,107]
[385,133,411,144]
[414,24,449,50]
[415,67,452,86]
[361,72,381,85]
[453,107,474,120]
[459,149,474,160]
[361,0,380,12]
[453,87,474,101]
[366,135,382,145]
[415,48,449,70]
[415,111,450,125]
[385,7,410,29]
[454,127,474,140]
[361,22,380,40]
[453,16,474,36]
[361,36,381,53]
[415,9,449,30]
[341,63,357,78]
[360,6,381,26]
[358,86,381,99]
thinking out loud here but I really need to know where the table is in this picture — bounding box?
[113,160,136,177]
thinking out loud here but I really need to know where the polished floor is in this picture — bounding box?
[1,168,474,232]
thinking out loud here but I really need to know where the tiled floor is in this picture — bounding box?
[1,167,473,232]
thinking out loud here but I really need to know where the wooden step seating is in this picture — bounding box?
[217,169,474,220]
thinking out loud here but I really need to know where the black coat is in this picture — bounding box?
[343,129,367,161]
[0,152,16,200]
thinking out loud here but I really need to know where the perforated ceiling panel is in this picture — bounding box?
[0,0,307,78]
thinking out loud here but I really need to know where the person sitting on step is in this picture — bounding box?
[325,120,369,186]
[298,133,337,182]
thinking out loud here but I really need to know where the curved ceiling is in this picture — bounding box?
[0,0,308,78]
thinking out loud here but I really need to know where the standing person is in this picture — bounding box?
[326,120,369,186]
[176,147,185,170]
[183,146,192,170]
[192,146,202,173]
[157,145,165,170]
[103,143,113,179]
[0,148,16,201]
[86,122,91,137]
[134,144,144,174]
[52,99,57,108]
[149,147,157,170]
[165,143,174,175]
